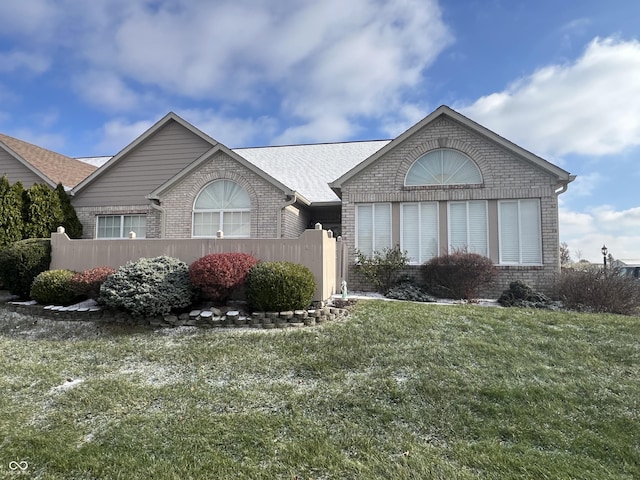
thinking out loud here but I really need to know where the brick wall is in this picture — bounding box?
[342,116,561,297]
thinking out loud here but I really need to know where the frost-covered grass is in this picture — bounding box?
[0,301,639,479]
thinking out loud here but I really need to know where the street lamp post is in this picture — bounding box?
[601,245,608,272]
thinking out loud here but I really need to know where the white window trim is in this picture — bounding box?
[498,199,543,266]
[192,180,251,238]
[355,203,392,256]
[192,209,251,238]
[400,202,439,265]
[96,214,147,239]
[447,200,488,256]
[404,148,483,186]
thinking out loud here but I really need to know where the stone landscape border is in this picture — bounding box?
[3,301,349,329]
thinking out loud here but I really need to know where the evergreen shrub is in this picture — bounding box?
[0,238,51,298]
[189,252,258,302]
[246,261,316,312]
[30,269,77,305]
[69,266,116,300]
[99,256,194,317]
[422,251,497,300]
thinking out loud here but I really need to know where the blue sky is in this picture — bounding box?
[0,0,639,263]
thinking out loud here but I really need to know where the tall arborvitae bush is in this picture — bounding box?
[0,175,23,246]
[55,183,83,238]
[22,183,64,239]
[0,238,51,298]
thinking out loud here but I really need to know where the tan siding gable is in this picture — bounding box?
[0,149,46,187]
[72,121,213,207]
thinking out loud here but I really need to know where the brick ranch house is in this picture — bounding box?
[0,105,574,297]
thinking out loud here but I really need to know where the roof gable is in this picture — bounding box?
[330,105,574,193]
[72,112,219,195]
[147,143,303,203]
[0,133,96,188]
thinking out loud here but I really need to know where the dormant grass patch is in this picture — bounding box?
[1,300,638,479]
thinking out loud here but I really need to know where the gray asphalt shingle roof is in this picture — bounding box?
[235,140,390,203]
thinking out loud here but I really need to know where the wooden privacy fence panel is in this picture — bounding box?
[50,228,339,302]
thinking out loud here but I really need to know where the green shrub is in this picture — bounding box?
[497,280,554,309]
[422,251,497,300]
[22,183,63,239]
[30,269,77,305]
[354,245,409,293]
[0,175,23,246]
[189,252,258,302]
[69,266,116,300]
[557,268,640,315]
[55,183,83,238]
[246,261,316,312]
[385,281,435,303]
[0,238,51,298]
[99,256,195,317]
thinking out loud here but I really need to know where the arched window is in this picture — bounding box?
[405,149,482,186]
[192,180,250,237]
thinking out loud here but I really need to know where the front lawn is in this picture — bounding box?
[0,300,638,479]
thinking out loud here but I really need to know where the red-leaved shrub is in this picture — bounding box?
[422,251,497,300]
[189,252,259,302]
[69,266,116,300]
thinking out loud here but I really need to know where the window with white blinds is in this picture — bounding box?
[356,203,391,256]
[448,201,488,255]
[401,202,438,264]
[193,180,251,238]
[498,199,542,264]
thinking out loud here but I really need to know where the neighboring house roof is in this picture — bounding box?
[0,133,97,188]
[330,105,575,194]
[235,140,390,204]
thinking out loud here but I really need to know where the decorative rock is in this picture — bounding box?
[291,322,305,328]
[266,312,279,319]
[211,308,223,317]
[200,310,213,318]
[294,310,308,319]
[279,311,294,320]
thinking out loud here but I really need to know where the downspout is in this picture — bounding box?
[150,199,166,238]
[277,193,298,238]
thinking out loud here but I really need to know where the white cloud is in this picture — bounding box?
[0,51,50,74]
[175,109,278,147]
[560,204,640,262]
[461,37,640,157]
[0,0,452,143]
[73,71,148,112]
[96,118,154,155]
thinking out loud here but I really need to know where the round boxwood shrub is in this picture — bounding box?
[69,266,116,300]
[246,261,316,312]
[0,238,51,299]
[99,256,194,317]
[189,252,258,302]
[30,269,77,305]
[422,251,497,300]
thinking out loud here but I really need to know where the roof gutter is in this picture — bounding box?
[555,175,576,196]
